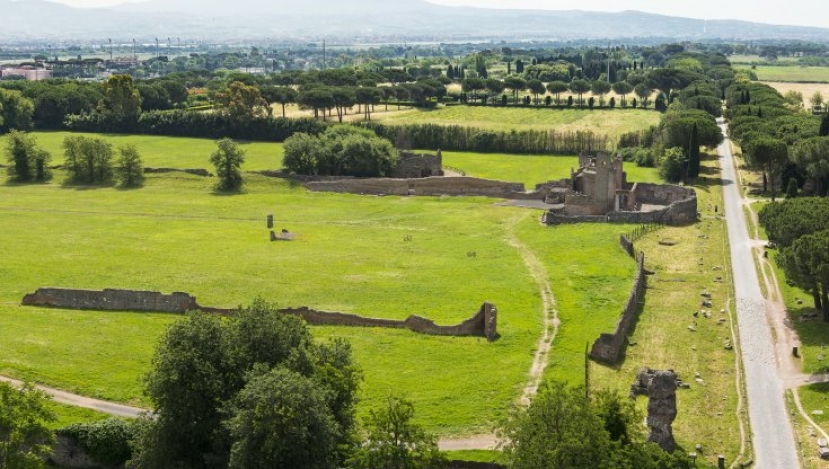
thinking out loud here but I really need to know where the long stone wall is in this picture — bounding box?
[589,251,647,365]
[22,288,199,313]
[21,288,497,341]
[304,176,526,199]
[544,185,697,226]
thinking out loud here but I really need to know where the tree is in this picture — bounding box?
[130,301,360,469]
[0,88,35,132]
[811,91,825,111]
[787,178,799,199]
[215,81,269,122]
[283,126,397,178]
[210,138,245,191]
[485,78,505,105]
[779,230,829,319]
[260,86,297,118]
[0,381,56,469]
[659,147,688,183]
[528,79,546,105]
[820,113,829,137]
[462,78,486,104]
[591,80,611,106]
[355,87,382,121]
[612,81,634,107]
[5,130,35,182]
[504,76,527,104]
[500,382,688,469]
[759,197,829,249]
[346,396,444,469]
[744,135,789,200]
[226,368,338,469]
[299,87,334,120]
[547,81,569,105]
[687,122,701,179]
[330,87,356,123]
[63,135,114,185]
[569,79,591,107]
[634,83,652,108]
[116,144,144,187]
[98,74,142,118]
[791,137,829,195]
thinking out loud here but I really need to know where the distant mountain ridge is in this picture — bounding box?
[2,0,829,42]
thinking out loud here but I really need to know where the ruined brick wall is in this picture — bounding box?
[544,185,697,226]
[590,252,646,365]
[49,436,104,469]
[21,288,497,340]
[304,176,526,199]
[619,234,635,258]
[391,152,443,178]
[22,288,198,313]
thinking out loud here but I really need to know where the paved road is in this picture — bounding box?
[718,118,800,469]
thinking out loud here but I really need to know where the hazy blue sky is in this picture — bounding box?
[50,0,829,28]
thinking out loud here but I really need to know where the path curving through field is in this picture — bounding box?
[0,375,146,418]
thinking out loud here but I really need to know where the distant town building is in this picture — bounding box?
[0,67,52,81]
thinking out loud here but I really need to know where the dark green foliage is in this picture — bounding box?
[742,134,788,199]
[499,382,688,469]
[0,381,55,469]
[361,122,610,156]
[58,418,137,467]
[790,137,829,195]
[116,144,145,187]
[65,107,326,143]
[820,113,829,137]
[98,74,142,118]
[0,88,35,132]
[226,369,338,469]
[283,126,397,177]
[687,123,701,179]
[5,130,34,182]
[661,109,723,152]
[778,230,829,318]
[130,301,360,469]
[759,197,829,249]
[210,138,245,191]
[787,178,799,199]
[346,396,445,469]
[659,147,688,183]
[63,135,114,185]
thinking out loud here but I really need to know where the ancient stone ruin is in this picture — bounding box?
[630,368,679,453]
[540,152,698,226]
[21,288,497,341]
[390,150,444,178]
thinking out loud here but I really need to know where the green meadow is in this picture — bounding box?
[0,133,662,435]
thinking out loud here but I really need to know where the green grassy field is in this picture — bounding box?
[371,106,661,139]
[1,132,285,172]
[738,65,829,82]
[442,151,661,188]
[0,150,657,436]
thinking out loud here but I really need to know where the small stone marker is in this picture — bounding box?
[718,455,725,469]
[820,447,829,460]
[270,231,277,242]
[267,214,274,229]
[818,438,828,448]
[793,346,799,358]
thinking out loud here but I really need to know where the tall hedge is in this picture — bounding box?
[360,122,610,155]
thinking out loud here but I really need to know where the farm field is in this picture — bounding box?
[739,65,829,82]
[370,106,661,139]
[765,81,829,108]
[1,132,286,172]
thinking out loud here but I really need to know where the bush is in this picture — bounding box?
[116,144,144,187]
[58,418,137,467]
[659,147,688,182]
[63,135,114,185]
[283,126,397,177]
[471,130,498,152]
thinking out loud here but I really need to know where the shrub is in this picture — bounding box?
[471,130,499,152]
[283,126,397,177]
[58,418,137,467]
[659,147,688,182]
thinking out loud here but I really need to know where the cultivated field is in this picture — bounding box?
[369,106,661,139]
[765,81,829,108]
[739,65,829,82]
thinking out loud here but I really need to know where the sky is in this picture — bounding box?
[48,0,829,29]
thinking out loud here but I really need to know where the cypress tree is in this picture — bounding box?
[688,123,701,179]
[819,113,829,137]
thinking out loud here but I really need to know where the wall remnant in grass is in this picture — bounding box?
[390,151,444,179]
[21,288,498,340]
[589,252,647,365]
[305,175,527,199]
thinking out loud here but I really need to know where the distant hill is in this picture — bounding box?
[2,0,829,42]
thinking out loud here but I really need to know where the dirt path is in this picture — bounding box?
[0,375,146,418]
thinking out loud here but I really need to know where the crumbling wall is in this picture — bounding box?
[589,252,646,365]
[21,288,497,340]
[22,288,198,313]
[49,436,106,469]
[304,176,526,199]
[391,151,444,178]
[619,234,635,258]
[630,368,678,453]
[544,185,697,226]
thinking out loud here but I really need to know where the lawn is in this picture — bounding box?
[738,65,829,83]
[1,131,285,172]
[371,106,661,139]
[765,81,829,108]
